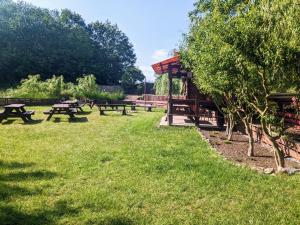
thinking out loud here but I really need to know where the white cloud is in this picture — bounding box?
[139,65,155,82]
[151,49,168,62]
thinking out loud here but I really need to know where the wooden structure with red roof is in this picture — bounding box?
[152,55,224,127]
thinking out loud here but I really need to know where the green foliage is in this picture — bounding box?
[183,0,300,167]
[182,0,300,115]
[1,74,124,100]
[154,74,183,95]
[0,1,141,87]
[121,67,145,93]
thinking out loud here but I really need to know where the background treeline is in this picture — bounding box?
[0,74,124,100]
[0,0,144,90]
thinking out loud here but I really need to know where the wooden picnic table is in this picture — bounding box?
[44,104,77,121]
[97,104,127,115]
[0,104,34,123]
[135,103,154,112]
[61,100,84,112]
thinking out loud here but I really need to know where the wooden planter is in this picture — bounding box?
[252,124,300,160]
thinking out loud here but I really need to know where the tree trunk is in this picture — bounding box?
[227,114,234,141]
[243,118,254,157]
[261,119,285,171]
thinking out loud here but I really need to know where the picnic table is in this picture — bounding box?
[0,104,34,123]
[61,100,84,112]
[135,103,154,112]
[44,104,77,121]
[97,104,127,116]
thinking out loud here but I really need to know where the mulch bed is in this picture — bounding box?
[199,128,300,171]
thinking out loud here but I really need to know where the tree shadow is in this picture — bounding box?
[0,160,74,224]
[0,161,35,169]
[0,171,57,182]
[0,200,79,225]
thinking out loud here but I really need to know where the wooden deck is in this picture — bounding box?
[159,115,219,128]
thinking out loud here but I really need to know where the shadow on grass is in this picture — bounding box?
[1,119,43,125]
[0,161,35,169]
[0,200,79,225]
[0,160,74,225]
[76,111,92,115]
[23,119,44,125]
[1,120,16,125]
[0,170,57,182]
[69,117,89,123]
[51,117,89,123]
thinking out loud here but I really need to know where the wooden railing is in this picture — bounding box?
[0,98,59,106]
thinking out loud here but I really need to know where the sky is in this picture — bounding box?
[16,0,195,82]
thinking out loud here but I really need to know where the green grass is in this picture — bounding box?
[0,107,300,225]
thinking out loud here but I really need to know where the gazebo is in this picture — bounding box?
[152,55,225,127]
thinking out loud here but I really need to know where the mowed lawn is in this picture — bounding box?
[0,107,300,225]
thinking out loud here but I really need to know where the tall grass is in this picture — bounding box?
[0,75,124,100]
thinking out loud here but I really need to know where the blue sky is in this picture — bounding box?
[16,0,195,82]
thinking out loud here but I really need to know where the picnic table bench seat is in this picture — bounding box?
[135,103,155,112]
[23,110,35,119]
[97,104,127,115]
[43,108,77,115]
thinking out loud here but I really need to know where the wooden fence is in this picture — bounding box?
[0,98,60,106]
[143,94,185,102]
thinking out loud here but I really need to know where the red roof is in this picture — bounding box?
[151,55,181,75]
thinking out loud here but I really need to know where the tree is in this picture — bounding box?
[183,0,300,170]
[121,67,145,93]
[231,0,300,170]
[88,21,137,85]
[0,1,138,88]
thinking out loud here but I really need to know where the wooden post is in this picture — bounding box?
[168,66,173,125]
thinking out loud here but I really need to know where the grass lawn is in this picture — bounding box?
[0,106,300,225]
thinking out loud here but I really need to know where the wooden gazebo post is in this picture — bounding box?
[168,65,173,125]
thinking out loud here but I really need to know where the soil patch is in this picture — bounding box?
[200,128,300,171]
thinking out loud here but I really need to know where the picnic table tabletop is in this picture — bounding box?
[62,100,78,104]
[97,104,127,107]
[4,104,25,108]
[52,104,71,109]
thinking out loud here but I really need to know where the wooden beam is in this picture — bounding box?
[168,65,173,125]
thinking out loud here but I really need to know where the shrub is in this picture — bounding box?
[0,74,124,100]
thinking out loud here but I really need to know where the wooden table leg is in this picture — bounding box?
[47,111,54,121]
[100,106,105,115]
[16,109,28,123]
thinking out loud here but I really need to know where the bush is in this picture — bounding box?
[0,74,124,100]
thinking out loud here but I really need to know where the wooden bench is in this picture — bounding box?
[97,104,127,116]
[136,103,154,112]
[23,110,35,120]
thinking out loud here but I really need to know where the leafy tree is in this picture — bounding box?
[183,0,300,170]
[121,66,145,93]
[88,21,137,85]
[0,1,138,89]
